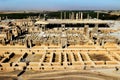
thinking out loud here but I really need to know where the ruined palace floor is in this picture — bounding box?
[0,43,120,79]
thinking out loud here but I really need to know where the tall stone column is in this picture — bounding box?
[97,12,99,19]
[69,13,71,19]
[0,17,1,21]
[61,12,62,19]
[71,12,74,20]
[79,12,81,19]
[76,13,79,20]
[64,12,66,19]
[87,14,89,19]
[81,12,83,20]
[38,14,41,19]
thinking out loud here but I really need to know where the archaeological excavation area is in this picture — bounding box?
[0,43,120,80]
[0,43,120,72]
[0,11,120,79]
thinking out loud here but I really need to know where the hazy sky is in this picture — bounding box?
[0,0,120,10]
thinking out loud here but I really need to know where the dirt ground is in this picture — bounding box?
[21,70,120,80]
[0,69,120,80]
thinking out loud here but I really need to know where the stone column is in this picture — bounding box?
[71,12,74,20]
[69,13,71,19]
[87,14,89,19]
[38,14,41,19]
[61,12,62,19]
[79,12,81,19]
[0,17,1,21]
[6,16,8,20]
[97,12,99,19]
[61,31,67,48]
[95,24,99,33]
[76,13,79,20]
[44,14,47,21]
[81,12,83,20]
[64,12,66,19]
[84,25,89,37]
